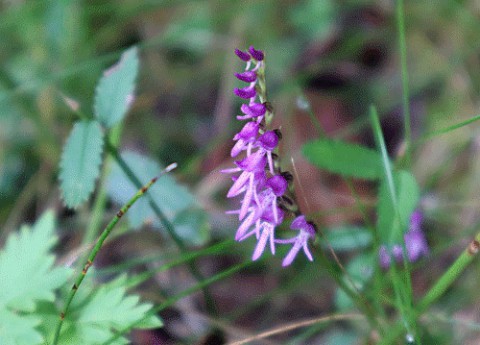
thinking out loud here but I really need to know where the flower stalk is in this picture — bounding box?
[52,164,177,345]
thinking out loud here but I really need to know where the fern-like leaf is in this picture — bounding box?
[0,211,71,345]
[55,275,162,345]
[94,47,139,128]
[302,139,383,180]
[59,120,104,208]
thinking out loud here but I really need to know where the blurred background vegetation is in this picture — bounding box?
[2,0,480,344]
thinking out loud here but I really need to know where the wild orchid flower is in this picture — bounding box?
[223,46,316,266]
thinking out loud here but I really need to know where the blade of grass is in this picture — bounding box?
[370,106,400,238]
[421,114,480,140]
[370,105,416,339]
[396,0,412,167]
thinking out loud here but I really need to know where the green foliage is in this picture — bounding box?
[0,211,162,345]
[94,47,139,128]
[302,139,383,180]
[324,226,372,251]
[46,275,162,345]
[162,3,212,54]
[0,211,71,345]
[322,329,359,345]
[107,151,208,245]
[289,0,336,41]
[377,170,420,244]
[59,120,104,208]
[172,207,211,246]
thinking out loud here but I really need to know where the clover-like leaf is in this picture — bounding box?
[303,139,383,180]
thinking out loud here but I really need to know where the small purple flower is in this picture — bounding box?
[225,156,266,198]
[404,225,429,262]
[234,175,287,237]
[235,71,257,83]
[257,131,279,174]
[248,46,264,61]
[251,207,285,260]
[409,209,422,233]
[234,85,257,99]
[237,103,266,120]
[267,175,288,197]
[379,209,428,268]
[235,48,251,62]
[231,122,260,157]
[276,215,315,267]
[379,246,392,268]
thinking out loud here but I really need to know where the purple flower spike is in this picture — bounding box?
[225,45,316,267]
[234,85,256,99]
[248,46,264,61]
[235,71,257,83]
[235,48,251,62]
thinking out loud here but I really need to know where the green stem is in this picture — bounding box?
[370,106,404,238]
[105,141,218,316]
[396,0,412,167]
[370,105,416,336]
[81,125,123,251]
[52,165,176,345]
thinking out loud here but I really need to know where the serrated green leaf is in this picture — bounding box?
[302,139,383,179]
[0,309,42,345]
[59,120,104,208]
[0,211,71,345]
[57,274,162,345]
[324,226,372,251]
[94,47,139,128]
[377,170,420,244]
[107,151,208,245]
